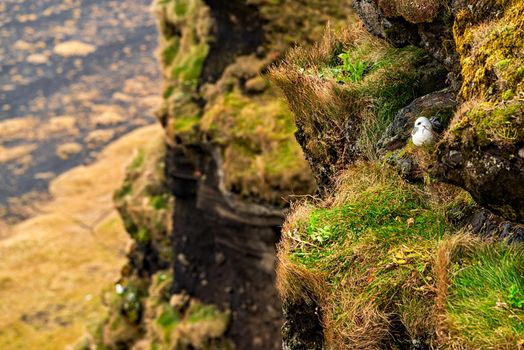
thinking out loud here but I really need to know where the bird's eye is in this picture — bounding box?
[417,122,421,125]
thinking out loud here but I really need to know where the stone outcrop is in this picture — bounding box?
[101,0,524,349]
[101,1,354,349]
[270,0,524,349]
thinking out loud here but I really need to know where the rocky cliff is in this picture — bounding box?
[272,0,524,349]
[92,1,353,349]
[93,1,524,349]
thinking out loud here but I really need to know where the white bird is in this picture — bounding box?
[411,117,436,146]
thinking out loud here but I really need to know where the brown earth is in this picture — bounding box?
[0,124,162,350]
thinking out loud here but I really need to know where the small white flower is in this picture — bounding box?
[115,283,125,295]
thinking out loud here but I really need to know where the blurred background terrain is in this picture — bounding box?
[0,0,160,222]
[0,0,162,348]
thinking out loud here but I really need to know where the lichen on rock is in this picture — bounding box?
[434,0,524,222]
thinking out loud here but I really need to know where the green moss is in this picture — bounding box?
[133,228,150,245]
[174,0,189,16]
[200,88,315,204]
[156,306,181,328]
[115,181,132,200]
[162,37,180,66]
[187,303,223,323]
[171,43,209,87]
[162,86,176,100]
[129,149,145,171]
[173,114,200,133]
[447,243,524,347]
[454,0,524,101]
[150,194,169,210]
[452,99,523,146]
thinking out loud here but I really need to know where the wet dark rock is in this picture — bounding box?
[167,143,283,350]
[465,209,524,243]
[282,300,324,350]
[433,145,524,223]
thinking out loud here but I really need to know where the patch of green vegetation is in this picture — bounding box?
[454,0,523,102]
[187,303,223,323]
[509,284,524,309]
[133,228,150,245]
[280,163,524,347]
[150,194,169,210]
[174,0,189,17]
[171,43,209,87]
[162,37,180,66]
[334,50,370,83]
[115,181,132,200]
[452,99,523,146]
[163,85,175,99]
[173,114,200,133]
[446,0,524,151]
[290,165,447,270]
[447,243,524,348]
[129,149,145,171]
[271,27,442,169]
[282,164,449,346]
[200,89,315,204]
[156,305,181,328]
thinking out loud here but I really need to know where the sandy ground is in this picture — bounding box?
[0,124,162,350]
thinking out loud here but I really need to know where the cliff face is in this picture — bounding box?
[95,1,524,349]
[272,1,524,349]
[154,1,354,348]
[96,1,354,350]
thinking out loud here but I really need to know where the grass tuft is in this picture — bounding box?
[278,163,524,348]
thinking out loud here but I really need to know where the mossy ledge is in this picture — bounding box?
[272,1,524,348]
[277,164,524,349]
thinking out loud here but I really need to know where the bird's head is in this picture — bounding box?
[414,117,432,130]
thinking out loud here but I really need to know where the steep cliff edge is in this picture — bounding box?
[272,1,524,349]
[153,1,353,348]
[94,1,355,350]
[94,1,523,349]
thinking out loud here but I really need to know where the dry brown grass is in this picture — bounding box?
[268,26,370,182]
[276,240,327,305]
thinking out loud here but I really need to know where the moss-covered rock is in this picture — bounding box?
[270,25,447,189]
[353,0,459,73]
[200,86,315,204]
[138,271,232,350]
[153,0,359,207]
[434,0,524,222]
[93,137,174,349]
[277,164,524,349]
[114,136,174,274]
[100,277,150,349]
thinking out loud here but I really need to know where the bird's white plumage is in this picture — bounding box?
[411,117,435,146]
